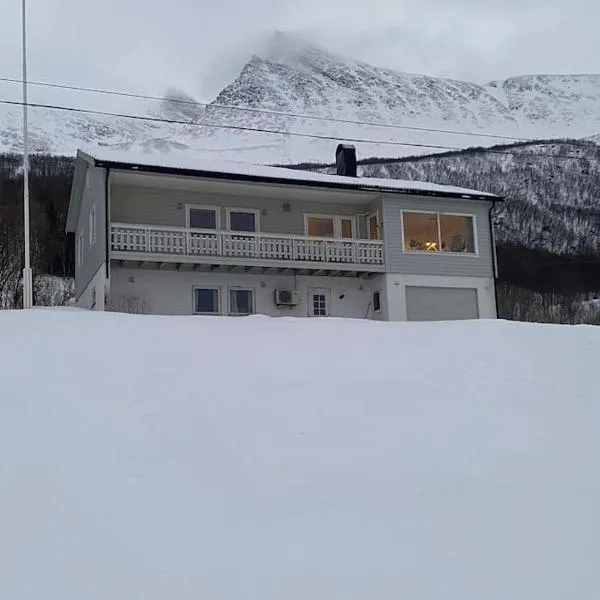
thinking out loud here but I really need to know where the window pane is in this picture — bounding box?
[230,289,254,315]
[189,208,217,229]
[312,294,327,316]
[307,217,335,237]
[195,288,218,314]
[341,218,354,238]
[369,215,379,240]
[440,215,475,253]
[373,291,381,312]
[403,212,439,252]
[230,211,256,232]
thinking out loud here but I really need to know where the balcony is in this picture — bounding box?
[110,223,385,273]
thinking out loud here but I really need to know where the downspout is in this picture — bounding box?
[104,168,111,308]
[489,200,500,318]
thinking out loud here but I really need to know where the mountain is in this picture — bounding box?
[1,33,600,163]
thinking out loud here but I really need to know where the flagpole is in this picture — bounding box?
[22,0,33,309]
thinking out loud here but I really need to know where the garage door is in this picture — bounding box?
[406,286,479,321]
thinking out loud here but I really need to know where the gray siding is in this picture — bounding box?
[382,195,494,277]
[405,286,479,321]
[75,166,106,299]
[111,184,377,237]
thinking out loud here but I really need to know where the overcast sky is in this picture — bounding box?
[0,0,599,107]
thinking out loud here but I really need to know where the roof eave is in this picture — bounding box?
[91,158,502,202]
[65,150,95,232]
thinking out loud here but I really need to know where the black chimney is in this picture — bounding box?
[336,144,357,177]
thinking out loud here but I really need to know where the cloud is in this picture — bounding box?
[0,0,598,109]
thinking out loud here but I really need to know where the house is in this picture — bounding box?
[66,145,503,321]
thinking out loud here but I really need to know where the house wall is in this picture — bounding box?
[384,274,497,321]
[108,266,385,320]
[381,195,495,278]
[77,263,107,311]
[110,183,378,237]
[75,166,107,302]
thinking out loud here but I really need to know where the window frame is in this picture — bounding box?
[89,204,96,247]
[192,286,220,315]
[228,287,255,316]
[367,212,381,240]
[308,288,330,317]
[226,208,260,233]
[185,204,221,230]
[304,214,357,239]
[400,209,479,257]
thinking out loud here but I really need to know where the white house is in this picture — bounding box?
[66,145,502,320]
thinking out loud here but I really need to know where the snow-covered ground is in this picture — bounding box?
[1,309,599,599]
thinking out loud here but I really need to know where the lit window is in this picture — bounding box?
[439,214,475,253]
[194,288,219,315]
[307,216,335,237]
[228,210,257,233]
[229,289,254,315]
[188,207,218,230]
[306,215,355,238]
[403,212,439,252]
[403,212,475,254]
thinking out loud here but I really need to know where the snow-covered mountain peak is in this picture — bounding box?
[1,35,600,163]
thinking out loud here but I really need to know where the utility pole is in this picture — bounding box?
[22,0,33,308]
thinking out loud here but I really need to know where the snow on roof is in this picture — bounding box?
[81,149,500,200]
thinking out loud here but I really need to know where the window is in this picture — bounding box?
[373,291,381,312]
[368,213,380,240]
[229,289,254,315]
[187,206,219,230]
[402,212,476,254]
[194,288,219,315]
[305,215,356,238]
[89,204,96,246]
[312,294,327,316]
[228,209,258,233]
[309,289,329,317]
[439,214,476,253]
[307,216,335,237]
[76,230,84,267]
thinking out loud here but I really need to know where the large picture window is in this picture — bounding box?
[403,212,476,254]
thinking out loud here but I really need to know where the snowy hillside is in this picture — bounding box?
[1,309,600,599]
[1,33,600,163]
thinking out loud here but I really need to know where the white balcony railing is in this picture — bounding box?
[111,223,384,267]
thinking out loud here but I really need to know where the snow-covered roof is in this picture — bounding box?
[79,149,501,201]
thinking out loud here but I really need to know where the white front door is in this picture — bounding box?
[308,288,330,317]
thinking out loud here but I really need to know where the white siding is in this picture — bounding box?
[75,166,106,300]
[384,274,497,321]
[382,195,495,278]
[111,184,378,237]
[109,267,385,319]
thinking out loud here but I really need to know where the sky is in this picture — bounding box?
[0,0,599,108]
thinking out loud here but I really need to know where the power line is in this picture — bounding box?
[0,74,545,144]
[0,97,598,164]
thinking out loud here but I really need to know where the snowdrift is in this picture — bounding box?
[1,309,599,600]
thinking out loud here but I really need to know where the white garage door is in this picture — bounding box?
[406,286,479,321]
